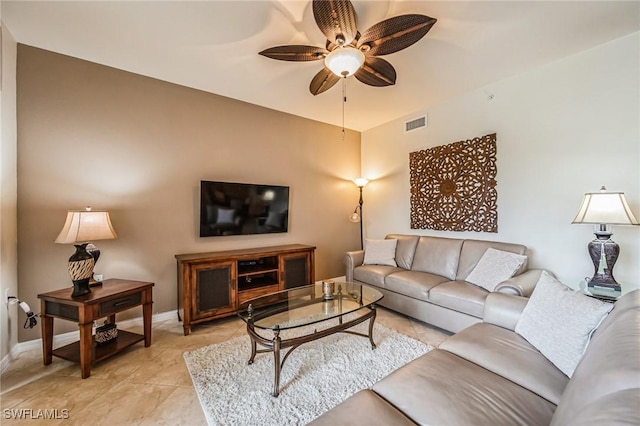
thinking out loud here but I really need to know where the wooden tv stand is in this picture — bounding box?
[176,244,315,335]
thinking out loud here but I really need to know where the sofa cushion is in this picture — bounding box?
[307,389,415,426]
[515,271,613,377]
[457,239,527,281]
[411,236,462,280]
[384,271,449,302]
[465,248,528,292]
[386,234,420,270]
[372,349,556,425]
[353,265,402,287]
[440,323,569,404]
[555,389,640,426]
[590,287,640,339]
[550,290,640,425]
[428,280,489,318]
[363,239,398,267]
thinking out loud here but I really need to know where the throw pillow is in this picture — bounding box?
[515,271,614,378]
[216,208,235,224]
[363,239,398,267]
[265,211,284,228]
[465,248,528,291]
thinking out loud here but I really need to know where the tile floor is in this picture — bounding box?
[1,308,450,425]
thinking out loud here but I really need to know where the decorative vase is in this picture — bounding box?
[68,243,94,297]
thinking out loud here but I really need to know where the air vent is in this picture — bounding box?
[405,115,427,133]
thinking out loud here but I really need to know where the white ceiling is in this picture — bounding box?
[3,1,639,131]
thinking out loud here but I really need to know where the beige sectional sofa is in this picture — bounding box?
[345,234,543,332]
[310,289,640,425]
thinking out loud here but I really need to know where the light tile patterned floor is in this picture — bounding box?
[1,307,450,425]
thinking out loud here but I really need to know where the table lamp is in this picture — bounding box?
[55,207,118,297]
[572,186,638,292]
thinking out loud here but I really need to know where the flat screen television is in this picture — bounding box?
[200,180,290,237]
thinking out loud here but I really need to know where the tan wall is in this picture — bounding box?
[17,45,362,342]
[1,23,19,362]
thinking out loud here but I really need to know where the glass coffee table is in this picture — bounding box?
[237,281,383,397]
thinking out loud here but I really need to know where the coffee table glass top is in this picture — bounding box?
[237,282,382,331]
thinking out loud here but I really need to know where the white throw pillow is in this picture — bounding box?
[515,271,614,378]
[363,239,398,267]
[265,211,284,228]
[466,248,527,291]
[216,208,235,224]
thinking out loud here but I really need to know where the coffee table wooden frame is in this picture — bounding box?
[243,291,379,397]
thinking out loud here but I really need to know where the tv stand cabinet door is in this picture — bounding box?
[281,250,314,290]
[191,261,237,321]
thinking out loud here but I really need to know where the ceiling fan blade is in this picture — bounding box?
[313,0,358,46]
[354,57,396,87]
[358,14,437,56]
[309,67,341,95]
[259,45,328,62]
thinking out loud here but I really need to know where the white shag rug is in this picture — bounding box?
[183,322,432,426]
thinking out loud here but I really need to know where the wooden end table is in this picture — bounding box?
[38,278,154,379]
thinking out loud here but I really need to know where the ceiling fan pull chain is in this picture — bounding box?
[342,77,347,140]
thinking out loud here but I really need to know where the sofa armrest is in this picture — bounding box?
[483,293,529,331]
[344,250,365,282]
[495,269,546,297]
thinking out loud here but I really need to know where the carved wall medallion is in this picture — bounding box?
[409,133,497,232]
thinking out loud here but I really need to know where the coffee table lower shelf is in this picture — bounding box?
[52,330,145,364]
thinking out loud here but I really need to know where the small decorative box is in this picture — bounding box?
[95,322,118,345]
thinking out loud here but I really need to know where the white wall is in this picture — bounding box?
[362,33,640,292]
[1,21,19,366]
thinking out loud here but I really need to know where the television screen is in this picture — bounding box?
[200,181,290,237]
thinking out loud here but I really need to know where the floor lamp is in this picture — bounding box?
[349,178,369,250]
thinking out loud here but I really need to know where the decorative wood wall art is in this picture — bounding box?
[409,133,497,232]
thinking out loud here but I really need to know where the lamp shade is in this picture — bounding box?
[55,208,118,244]
[572,189,639,225]
[325,47,365,77]
[353,178,369,188]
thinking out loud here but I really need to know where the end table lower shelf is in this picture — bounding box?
[52,330,146,364]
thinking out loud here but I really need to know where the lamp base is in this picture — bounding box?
[68,243,95,298]
[586,235,621,292]
[71,278,91,297]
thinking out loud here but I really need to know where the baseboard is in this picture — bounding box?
[0,354,8,374]
[316,276,346,283]
[1,344,21,374]
[2,280,348,371]
[3,310,178,367]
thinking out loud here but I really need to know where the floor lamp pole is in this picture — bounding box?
[358,186,364,250]
[351,178,369,251]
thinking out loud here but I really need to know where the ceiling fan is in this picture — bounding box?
[259,0,437,95]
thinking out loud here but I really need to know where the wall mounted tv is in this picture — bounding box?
[200,180,290,237]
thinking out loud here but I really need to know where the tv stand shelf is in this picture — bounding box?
[239,268,279,277]
[176,244,315,335]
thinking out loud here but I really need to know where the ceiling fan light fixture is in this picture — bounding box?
[324,46,365,77]
[260,1,436,95]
